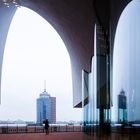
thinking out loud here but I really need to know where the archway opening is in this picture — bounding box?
[0,7,82,123]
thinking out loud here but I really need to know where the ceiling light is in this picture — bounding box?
[3,0,20,7]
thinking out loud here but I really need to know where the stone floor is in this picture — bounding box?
[0,132,92,140]
[1,132,139,140]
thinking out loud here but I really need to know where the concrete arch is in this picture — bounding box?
[0,0,132,107]
[0,0,94,107]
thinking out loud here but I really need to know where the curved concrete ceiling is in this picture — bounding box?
[0,0,131,107]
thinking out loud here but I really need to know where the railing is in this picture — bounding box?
[0,124,83,134]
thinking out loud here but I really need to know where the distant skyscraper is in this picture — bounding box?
[36,82,56,124]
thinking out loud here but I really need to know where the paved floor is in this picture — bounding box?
[2,132,137,140]
[0,132,92,140]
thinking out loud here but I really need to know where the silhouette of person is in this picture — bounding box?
[44,119,49,134]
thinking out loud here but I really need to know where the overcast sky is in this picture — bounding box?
[0,7,82,122]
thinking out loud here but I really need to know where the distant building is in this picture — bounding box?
[36,83,56,124]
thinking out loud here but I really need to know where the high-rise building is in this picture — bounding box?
[36,83,56,124]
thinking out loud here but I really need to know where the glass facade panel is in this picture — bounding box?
[82,24,110,134]
[112,0,140,124]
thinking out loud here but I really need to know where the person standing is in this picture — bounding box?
[44,119,49,134]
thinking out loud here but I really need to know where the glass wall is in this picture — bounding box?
[112,0,140,124]
[82,24,110,134]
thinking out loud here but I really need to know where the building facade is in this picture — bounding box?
[36,89,56,124]
[82,1,140,137]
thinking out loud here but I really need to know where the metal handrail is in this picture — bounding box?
[0,124,83,134]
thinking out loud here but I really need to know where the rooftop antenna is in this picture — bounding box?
[44,80,46,92]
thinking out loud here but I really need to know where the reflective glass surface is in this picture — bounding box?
[112,0,140,124]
